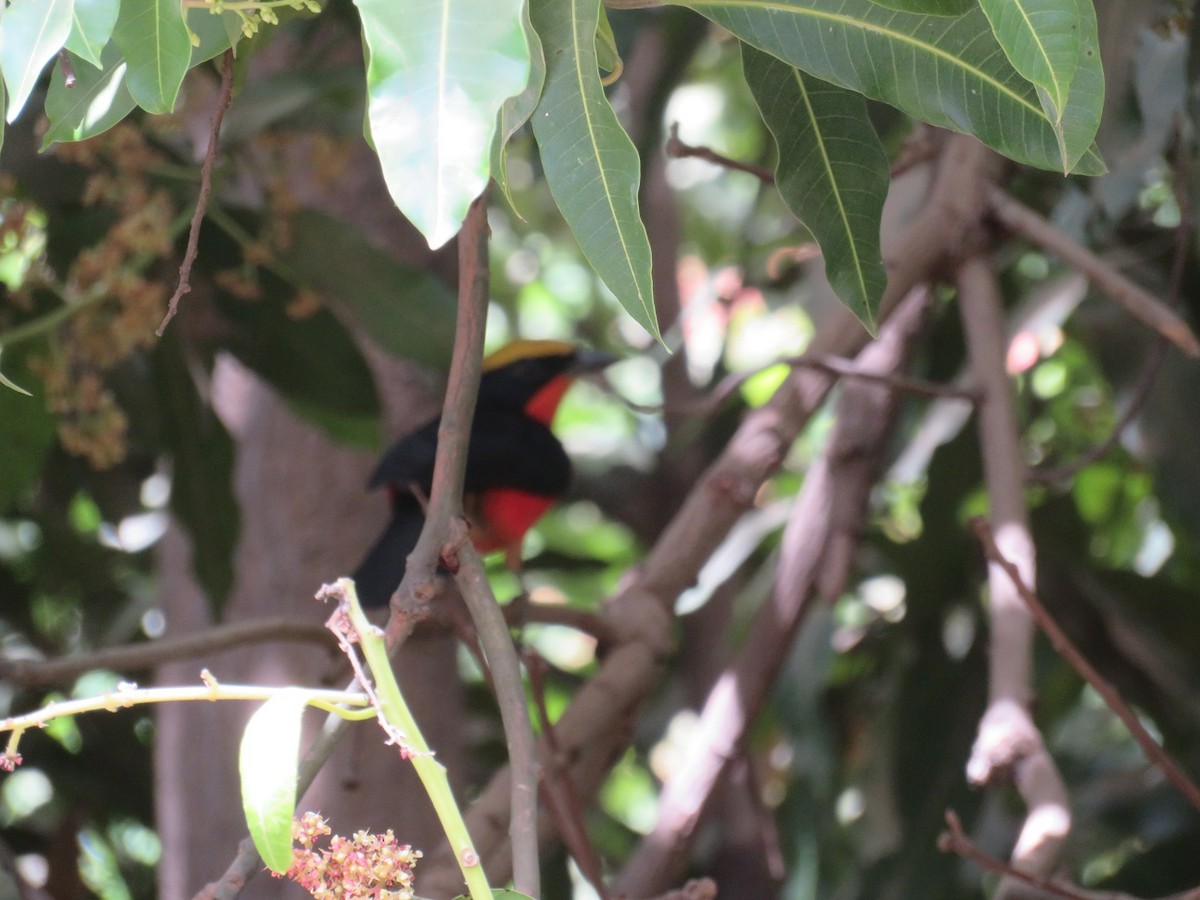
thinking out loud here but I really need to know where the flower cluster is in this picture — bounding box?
[276,812,423,900]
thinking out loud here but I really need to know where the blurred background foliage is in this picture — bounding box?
[3,0,1200,898]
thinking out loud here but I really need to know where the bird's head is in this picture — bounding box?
[479,339,616,425]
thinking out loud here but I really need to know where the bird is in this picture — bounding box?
[352,339,616,608]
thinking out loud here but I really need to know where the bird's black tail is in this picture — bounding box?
[352,494,425,608]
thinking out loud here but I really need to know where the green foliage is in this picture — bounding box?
[741,45,889,333]
[239,689,307,873]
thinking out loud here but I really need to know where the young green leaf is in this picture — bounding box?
[41,43,136,148]
[0,0,74,124]
[530,0,659,340]
[239,689,309,874]
[65,0,120,68]
[354,0,532,249]
[678,0,1104,175]
[111,0,191,114]
[742,46,888,334]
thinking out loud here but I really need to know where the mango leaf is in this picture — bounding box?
[354,0,532,249]
[239,689,308,874]
[111,0,191,115]
[978,0,1080,166]
[276,210,457,369]
[867,0,970,14]
[454,892,536,900]
[41,43,135,148]
[677,0,1105,175]
[0,0,74,124]
[154,331,239,614]
[530,0,659,340]
[1060,0,1104,174]
[492,2,546,212]
[65,0,119,68]
[742,46,887,333]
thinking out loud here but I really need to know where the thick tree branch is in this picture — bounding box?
[615,284,934,896]
[958,254,1070,894]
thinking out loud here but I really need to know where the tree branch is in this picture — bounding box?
[0,619,334,689]
[157,50,235,336]
[616,284,934,895]
[985,186,1200,358]
[971,517,1200,814]
[958,254,1070,893]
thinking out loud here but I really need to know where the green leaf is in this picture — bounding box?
[530,0,659,340]
[492,1,546,211]
[978,0,1080,166]
[0,0,74,124]
[65,0,119,68]
[742,46,887,333]
[111,0,191,115]
[275,210,457,369]
[41,43,136,148]
[239,689,308,874]
[453,892,536,899]
[154,332,239,614]
[677,0,1104,175]
[354,0,532,248]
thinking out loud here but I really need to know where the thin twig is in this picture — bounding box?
[157,50,236,336]
[986,185,1200,358]
[938,810,1092,900]
[0,618,334,688]
[971,516,1200,814]
[666,122,774,183]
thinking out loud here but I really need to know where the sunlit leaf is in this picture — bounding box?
[0,0,74,124]
[354,0,532,248]
[595,5,622,82]
[530,0,659,340]
[742,46,887,332]
[677,0,1105,175]
[65,0,119,68]
[41,43,135,148]
[239,689,308,874]
[111,0,191,114]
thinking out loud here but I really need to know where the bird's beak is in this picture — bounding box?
[569,349,619,375]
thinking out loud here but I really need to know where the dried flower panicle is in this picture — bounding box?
[276,812,423,900]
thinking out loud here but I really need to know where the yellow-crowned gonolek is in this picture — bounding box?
[353,340,615,608]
